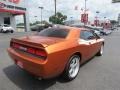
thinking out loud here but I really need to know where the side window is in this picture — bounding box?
[80,30,96,40]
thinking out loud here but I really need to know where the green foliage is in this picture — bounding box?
[112,0,120,3]
[49,12,67,24]
[110,20,118,25]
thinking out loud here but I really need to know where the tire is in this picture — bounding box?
[11,30,14,33]
[0,29,3,33]
[97,45,104,56]
[62,55,80,81]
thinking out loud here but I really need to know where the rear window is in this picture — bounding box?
[38,28,69,38]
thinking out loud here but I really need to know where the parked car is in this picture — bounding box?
[31,24,52,32]
[7,26,104,81]
[0,24,14,33]
[111,27,116,30]
[31,24,43,31]
[86,26,112,36]
[103,29,112,35]
[70,25,101,36]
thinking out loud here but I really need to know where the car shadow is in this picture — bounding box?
[3,65,58,90]
[3,56,97,90]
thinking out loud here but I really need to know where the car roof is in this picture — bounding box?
[46,25,93,39]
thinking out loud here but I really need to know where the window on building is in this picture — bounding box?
[4,17,10,25]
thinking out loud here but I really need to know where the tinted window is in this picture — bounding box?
[80,31,96,40]
[38,28,69,38]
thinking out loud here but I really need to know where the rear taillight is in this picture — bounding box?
[13,43,20,48]
[27,47,47,58]
[27,47,35,54]
[11,42,47,59]
[36,50,47,57]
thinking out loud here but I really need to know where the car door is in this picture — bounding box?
[79,30,92,63]
[87,31,100,58]
[79,30,98,62]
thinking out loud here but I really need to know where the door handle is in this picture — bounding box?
[89,42,91,45]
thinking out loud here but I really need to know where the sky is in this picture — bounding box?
[16,0,120,23]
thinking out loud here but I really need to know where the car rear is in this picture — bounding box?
[8,38,49,78]
[7,27,71,79]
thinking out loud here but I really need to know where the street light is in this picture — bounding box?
[104,17,106,21]
[34,16,37,22]
[84,0,88,26]
[70,17,73,24]
[96,11,100,18]
[39,7,44,25]
[84,0,87,13]
[103,17,107,28]
[95,11,100,26]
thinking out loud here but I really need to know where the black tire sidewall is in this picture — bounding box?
[64,55,80,81]
[11,30,14,33]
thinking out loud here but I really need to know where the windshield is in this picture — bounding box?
[38,28,69,38]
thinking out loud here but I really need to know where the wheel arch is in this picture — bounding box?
[62,51,82,80]
[102,41,104,45]
[72,52,82,62]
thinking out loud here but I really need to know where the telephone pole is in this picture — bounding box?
[54,0,57,16]
[39,7,44,25]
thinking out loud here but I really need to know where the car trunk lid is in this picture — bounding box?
[11,36,65,48]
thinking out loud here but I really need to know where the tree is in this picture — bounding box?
[49,12,67,24]
[31,20,49,26]
[41,20,49,25]
[110,20,118,25]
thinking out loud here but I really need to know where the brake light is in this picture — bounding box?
[36,50,47,57]
[27,48,35,54]
[13,43,20,49]
[11,42,47,59]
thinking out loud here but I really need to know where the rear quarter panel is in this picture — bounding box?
[44,39,80,77]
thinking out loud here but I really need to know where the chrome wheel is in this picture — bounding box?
[68,56,80,78]
[97,44,104,56]
[100,45,104,55]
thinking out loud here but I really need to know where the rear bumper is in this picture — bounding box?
[7,48,51,79]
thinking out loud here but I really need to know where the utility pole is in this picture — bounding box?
[96,11,100,26]
[54,0,57,24]
[70,17,73,24]
[34,16,37,22]
[39,7,44,25]
[84,0,87,26]
[54,0,57,16]
[85,0,87,14]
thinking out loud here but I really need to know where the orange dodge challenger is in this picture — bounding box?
[7,25,104,81]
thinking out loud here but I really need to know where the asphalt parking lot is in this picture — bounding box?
[0,28,120,90]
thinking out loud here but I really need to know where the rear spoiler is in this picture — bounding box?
[11,38,48,48]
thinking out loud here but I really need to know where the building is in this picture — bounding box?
[118,14,120,25]
[0,0,30,31]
